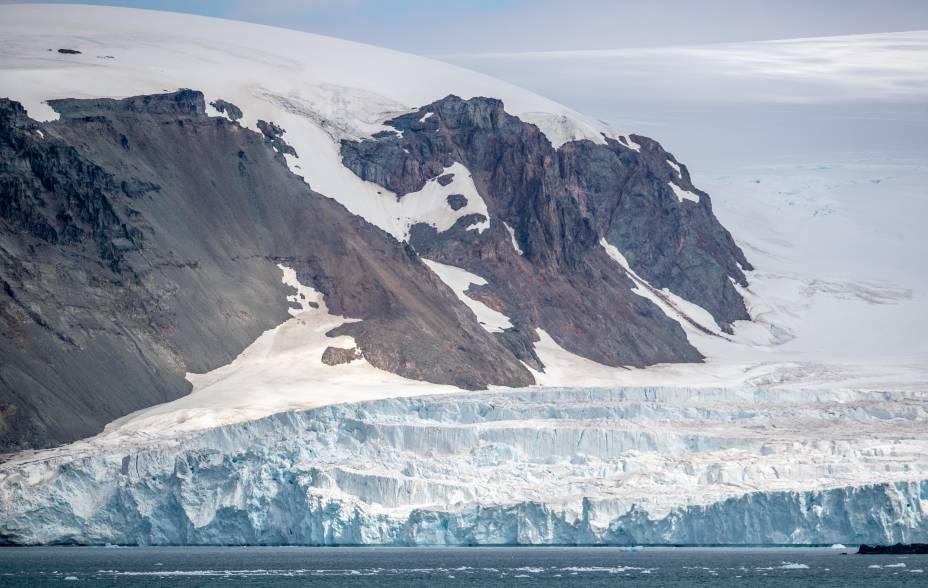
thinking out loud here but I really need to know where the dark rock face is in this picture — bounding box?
[445,193,467,211]
[256,119,297,157]
[321,346,362,366]
[558,134,752,331]
[0,91,531,451]
[209,99,243,122]
[342,95,751,367]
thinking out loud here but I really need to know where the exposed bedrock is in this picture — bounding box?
[0,90,530,451]
[0,90,755,451]
[341,96,752,374]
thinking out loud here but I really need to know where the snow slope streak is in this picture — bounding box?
[2,388,928,545]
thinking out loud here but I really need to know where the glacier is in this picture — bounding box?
[2,387,927,546]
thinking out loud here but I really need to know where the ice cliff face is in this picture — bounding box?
[2,387,927,546]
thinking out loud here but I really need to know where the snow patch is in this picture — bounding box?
[391,162,490,240]
[422,259,512,333]
[527,329,628,384]
[518,111,607,148]
[616,134,641,151]
[668,181,700,203]
[503,222,524,256]
[101,265,455,438]
[262,92,490,242]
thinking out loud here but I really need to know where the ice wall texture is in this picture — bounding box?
[2,387,927,545]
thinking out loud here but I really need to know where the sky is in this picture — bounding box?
[6,0,928,54]
[444,31,928,168]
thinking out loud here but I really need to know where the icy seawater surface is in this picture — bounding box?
[0,547,926,587]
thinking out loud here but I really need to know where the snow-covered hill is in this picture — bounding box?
[0,5,609,144]
[0,4,745,444]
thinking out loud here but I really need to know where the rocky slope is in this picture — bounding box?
[0,5,750,451]
[342,96,750,368]
[0,91,531,450]
[0,89,748,451]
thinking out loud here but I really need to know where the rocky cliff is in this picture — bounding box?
[0,90,751,451]
[342,96,750,367]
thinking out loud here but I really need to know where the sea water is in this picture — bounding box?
[0,546,925,586]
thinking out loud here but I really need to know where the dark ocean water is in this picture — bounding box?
[0,546,925,587]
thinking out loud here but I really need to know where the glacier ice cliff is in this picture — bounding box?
[1,387,927,545]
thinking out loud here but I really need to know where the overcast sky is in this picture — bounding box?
[8,0,928,54]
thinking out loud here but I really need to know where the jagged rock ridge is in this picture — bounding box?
[341,95,751,367]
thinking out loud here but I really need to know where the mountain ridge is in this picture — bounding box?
[0,88,747,450]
